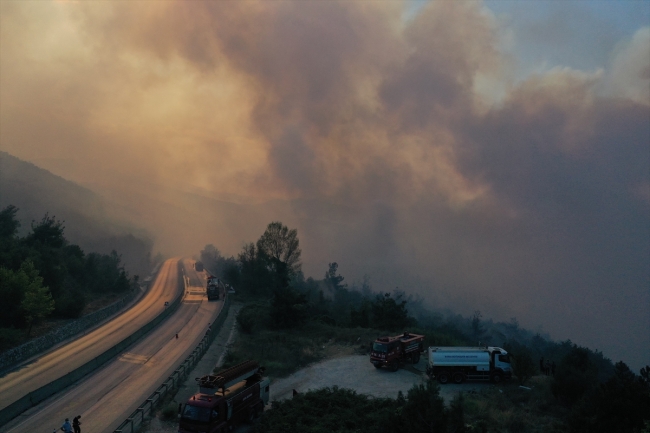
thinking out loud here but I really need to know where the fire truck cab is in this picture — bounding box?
[179,361,270,433]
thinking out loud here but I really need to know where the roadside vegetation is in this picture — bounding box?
[202,221,649,433]
[254,378,569,433]
[0,205,145,350]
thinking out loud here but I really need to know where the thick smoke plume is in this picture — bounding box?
[1,1,648,368]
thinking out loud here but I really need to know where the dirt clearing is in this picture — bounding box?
[269,353,492,404]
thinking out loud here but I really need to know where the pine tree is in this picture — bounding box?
[20,261,55,336]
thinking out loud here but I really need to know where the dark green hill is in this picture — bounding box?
[0,151,152,276]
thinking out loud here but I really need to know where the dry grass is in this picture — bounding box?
[223,321,387,378]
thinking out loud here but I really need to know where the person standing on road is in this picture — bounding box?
[60,418,73,433]
[73,415,81,433]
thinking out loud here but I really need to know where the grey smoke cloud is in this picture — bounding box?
[1,1,648,369]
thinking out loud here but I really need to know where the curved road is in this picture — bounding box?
[4,259,222,433]
[0,258,182,427]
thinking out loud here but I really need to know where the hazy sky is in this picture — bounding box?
[1,1,648,369]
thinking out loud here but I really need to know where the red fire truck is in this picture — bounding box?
[178,361,270,433]
[370,332,425,371]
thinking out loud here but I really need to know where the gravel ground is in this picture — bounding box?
[270,355,427,402]
[269,355,492,405]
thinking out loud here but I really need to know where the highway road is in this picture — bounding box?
[4,258,222,433]
[0,258,186,430]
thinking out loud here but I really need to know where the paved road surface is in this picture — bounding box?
[0,258,182,420]
[2,259,221,433]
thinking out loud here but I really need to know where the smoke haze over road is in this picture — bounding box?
[1,1,648,369]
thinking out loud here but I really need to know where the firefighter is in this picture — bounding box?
[60,418,73,433]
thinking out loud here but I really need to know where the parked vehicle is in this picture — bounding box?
[370,332,425,371]
[178,361,270,433]
[426,346,512,384]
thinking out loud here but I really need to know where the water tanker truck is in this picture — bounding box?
[370,332,425,371]
[178,360,270,433]
[426,346,512,384]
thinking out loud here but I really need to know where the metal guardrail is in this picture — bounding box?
[113,291,231,433]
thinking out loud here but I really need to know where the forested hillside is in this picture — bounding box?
[200,221,650,433]
[0,205,144,350]
[0,151,152,276]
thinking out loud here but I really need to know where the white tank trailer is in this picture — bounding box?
[426,346,512,384]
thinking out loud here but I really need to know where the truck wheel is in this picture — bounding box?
[389,362,399,372]
[453,372,465,384]
[437,372,450,384]
[412,352,421,364]
[491,372,503,383]
[373,363,382,369]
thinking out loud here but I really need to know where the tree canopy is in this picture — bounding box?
[256,221,302,277]
[0,205,138,350]
[19,261,55,336]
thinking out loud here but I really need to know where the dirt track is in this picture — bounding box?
[270,355,427,401]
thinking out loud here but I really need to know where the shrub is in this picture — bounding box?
[552,346,598,407]
[269,286,308,329]
[0,327,24,351]
[511,346,537,386]
[255,386,398,433]
[161,402,178,420]
[53,287,86,318]
[449,392,466,432]
[400,379,447,432]
[237,304,267,334]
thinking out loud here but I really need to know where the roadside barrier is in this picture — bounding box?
[113,292,231,433]
[0,261,181,428]
[1,288,137,373]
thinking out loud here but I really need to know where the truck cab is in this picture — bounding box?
[493,350,511,373]
[180,395,220,429]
